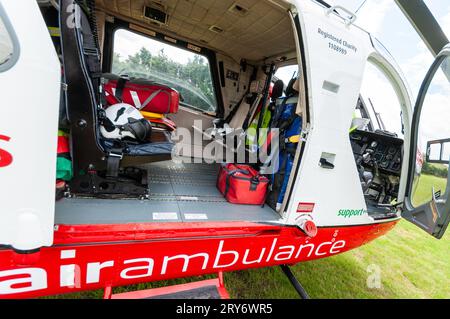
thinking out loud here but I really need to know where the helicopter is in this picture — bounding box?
[0,0,449,299]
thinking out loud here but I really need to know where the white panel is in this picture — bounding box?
[184,214,208,220]
[0,0,60,250]
[152,212,179,220]
[286,1,377,227]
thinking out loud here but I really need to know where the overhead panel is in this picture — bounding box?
[96,0,296,62]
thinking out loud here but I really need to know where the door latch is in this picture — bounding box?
[319,157,335,169]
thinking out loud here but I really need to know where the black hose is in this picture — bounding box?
[86,0,100,52]
[280,265,310,299]
[75,0,100,53]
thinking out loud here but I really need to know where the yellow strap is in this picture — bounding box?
[287,135,301,144]
[140,111,164,119]
[349,125,359,134]
[349,111,359,133]
[58,130,68,137]
[48,27,61,37]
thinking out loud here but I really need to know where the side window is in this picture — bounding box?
[112,29,218,113]
[275,64,299,89]
[0,5,18,71]
[351,60,406,217]
[356,61,404,137]
[411,57,450,207]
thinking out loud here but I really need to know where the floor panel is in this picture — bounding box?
[55,161,280,225]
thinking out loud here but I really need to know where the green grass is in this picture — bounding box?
[412,174,447,206]
[49,220,449,299]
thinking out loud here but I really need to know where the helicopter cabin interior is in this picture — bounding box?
[37,0,308,225]
[38,0,404,225]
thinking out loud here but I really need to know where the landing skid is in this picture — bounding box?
[280,265,310,299]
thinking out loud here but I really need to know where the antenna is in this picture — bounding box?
[368,98,386,131]
[357,96,374,132]
[355,0,368,14]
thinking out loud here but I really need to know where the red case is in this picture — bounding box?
[217,164,269,205]
[103,76,179,114]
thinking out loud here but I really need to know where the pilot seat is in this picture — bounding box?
[60,0,176,199]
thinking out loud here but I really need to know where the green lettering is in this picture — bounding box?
[338,208,368,218]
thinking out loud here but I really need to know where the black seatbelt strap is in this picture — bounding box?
[77,1,102,94]
[99,77,107,106]
[224,168,250,197]
[224,65,257,124]
[249,176,260,191]
[279,109,300,152]
[256,63,275,148]
[242,94,262,131]
[271,97,289,129]
[106,148,123,178]
[115,77,129,102]
[225,90,249,124]
[280,112,299,132]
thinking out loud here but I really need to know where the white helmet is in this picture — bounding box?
[100,103,152,142]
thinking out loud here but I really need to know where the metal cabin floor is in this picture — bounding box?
[55,161,280,225]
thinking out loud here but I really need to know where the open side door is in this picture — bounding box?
[403,44,450,239]
[0,1,60,250]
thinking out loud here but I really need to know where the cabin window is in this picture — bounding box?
[411,56,450,207]
[357,61,404,137]
[275,64,299,87]
[351,59,407,218]
[0,4,18,72]
[112,29,218,113]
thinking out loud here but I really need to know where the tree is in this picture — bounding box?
[422,162,449,178]
[112,47,217,112]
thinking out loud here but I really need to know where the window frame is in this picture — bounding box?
[401,46,450,239]
[406,50,450,209]
[103,19,224,117]
[0,2,20,73]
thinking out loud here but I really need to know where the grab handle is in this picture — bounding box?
[326,5,357,25]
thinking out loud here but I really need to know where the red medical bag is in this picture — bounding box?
[103,75,179,114]
[217,164,269,205]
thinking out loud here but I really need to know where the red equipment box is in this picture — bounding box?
[103,75,179,114]
[217,164,269,205]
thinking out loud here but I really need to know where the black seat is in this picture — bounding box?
[60,0,174,198]
[271,79,285,102]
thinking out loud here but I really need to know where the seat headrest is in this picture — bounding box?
[271,80,284,101]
